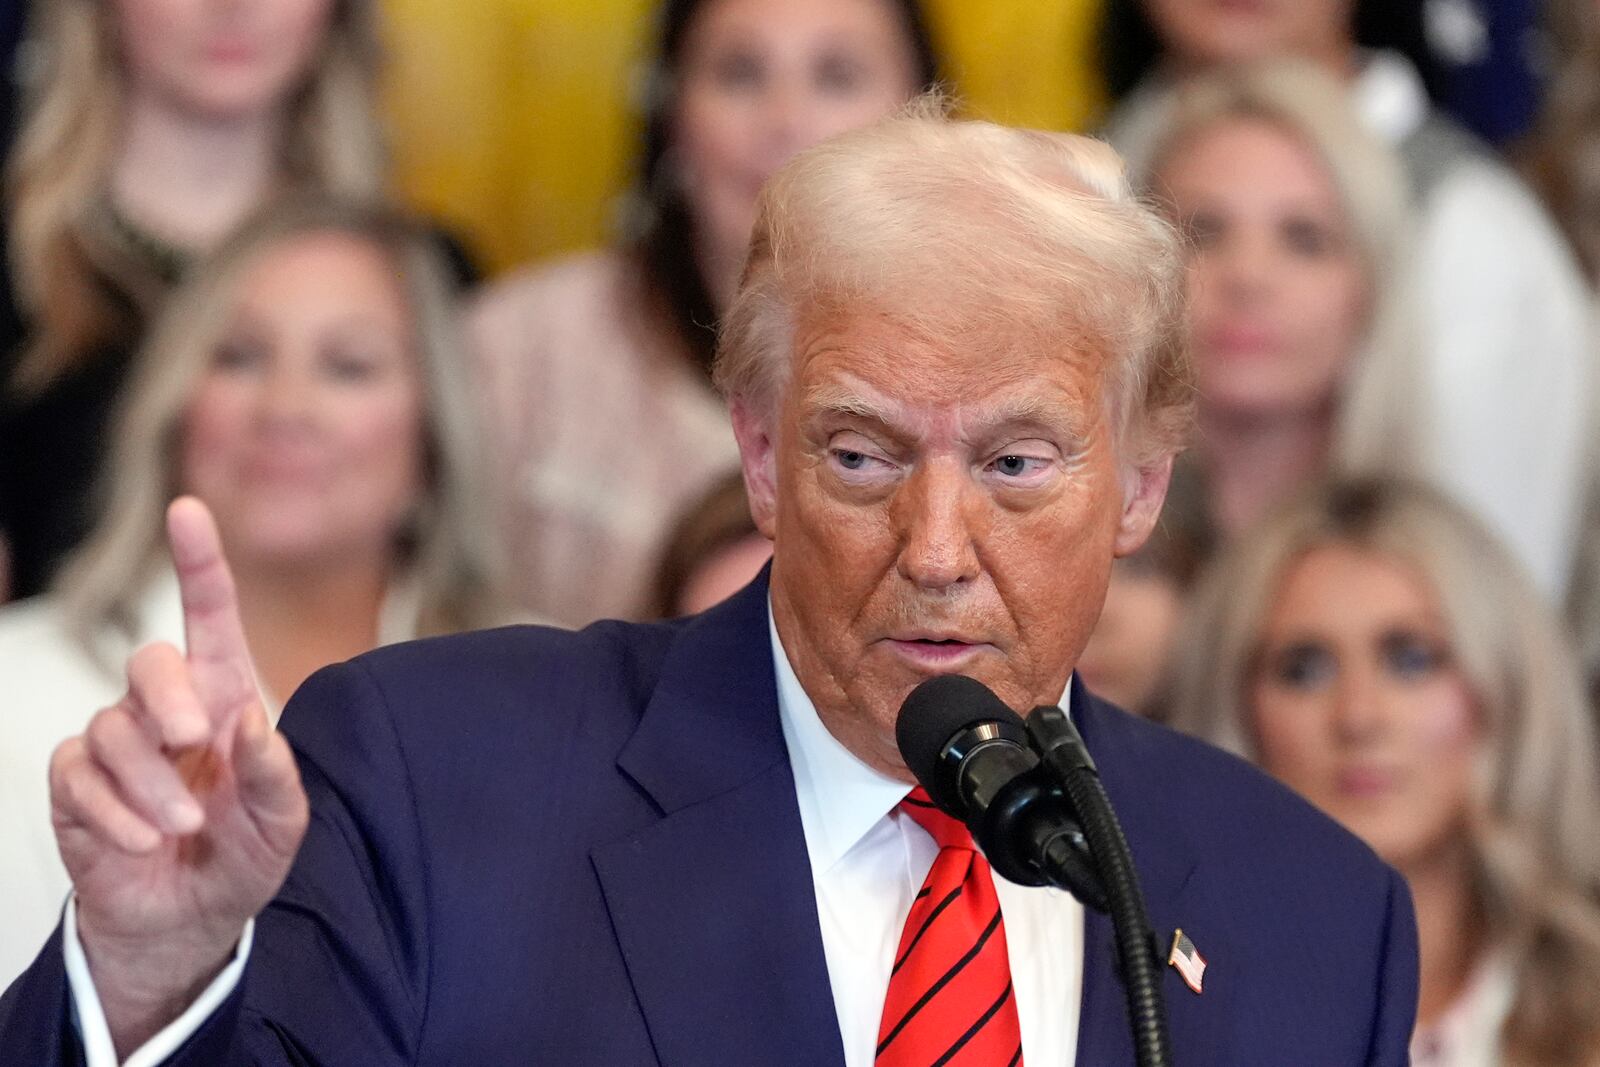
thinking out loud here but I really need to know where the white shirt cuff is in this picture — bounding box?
[64,897,253,1067]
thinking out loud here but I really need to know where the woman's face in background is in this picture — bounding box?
[671,0,923,298]
[1249,543,1483,873]
[181,230,426,572]
[1076,558,1184,714]
[112,0,335,120]
[1141,0,1355,71]
[1157,117,1369,425]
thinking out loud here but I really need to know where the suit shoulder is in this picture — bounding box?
[296,617,688,739]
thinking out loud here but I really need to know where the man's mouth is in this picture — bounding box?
[881,636,994,669]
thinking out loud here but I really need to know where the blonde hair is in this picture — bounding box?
[1166,478,1600,1064]
[714,93,1193,466]
[1117,59,1428,477]
[6,0,387,391]
[56,198,504,656]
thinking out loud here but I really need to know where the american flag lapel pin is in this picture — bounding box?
[1168,929,1206,994]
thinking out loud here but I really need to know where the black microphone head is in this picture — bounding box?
[896,674,1026,813]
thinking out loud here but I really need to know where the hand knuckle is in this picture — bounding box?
[55,764,88,812]
[48,735,82,779]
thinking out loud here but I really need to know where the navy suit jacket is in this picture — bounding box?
[0,572,1417,1064]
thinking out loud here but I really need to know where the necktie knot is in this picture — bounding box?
[899,787,976,853]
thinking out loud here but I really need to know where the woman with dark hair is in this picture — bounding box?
[471,0,939,627]
[1100,0,1595,602]
[649,467,769,619]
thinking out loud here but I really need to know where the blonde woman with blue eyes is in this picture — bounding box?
[0,199,506,988]
[1165,477,1600,1066]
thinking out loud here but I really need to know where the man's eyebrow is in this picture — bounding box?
[967,392,1091,441]
[801,382,1093,440]
[802,382,900,423]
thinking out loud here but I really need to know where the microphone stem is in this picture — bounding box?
[1059,767,1171,1067]
[1030,706,1171,1067]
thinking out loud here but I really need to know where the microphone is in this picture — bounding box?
[896,674,1172,1067]
[895,674,1106,910]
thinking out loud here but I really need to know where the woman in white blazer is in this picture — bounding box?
[0,199,507,985]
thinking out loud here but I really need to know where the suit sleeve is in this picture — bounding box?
[0,659,434,1066]
[1365,867,1420,1066]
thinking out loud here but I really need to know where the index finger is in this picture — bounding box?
[167,497,257,713]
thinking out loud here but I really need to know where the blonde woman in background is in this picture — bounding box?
[0,0,396,602]
[0,199,505,987]
[1102,0,1594,600]
[1166,477,1600,1065]
[1120,60,1423,539]
[469,0,940,627]
[1078,59,1422,700]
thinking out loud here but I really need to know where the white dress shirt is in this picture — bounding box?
[64,605,1083,1065]
[1408,951,1515,1067]
[771,608,1084,1066]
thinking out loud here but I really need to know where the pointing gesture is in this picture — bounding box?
[48,498,309,1056]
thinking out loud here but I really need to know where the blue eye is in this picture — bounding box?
[994,455,1029,477]
[1379,631,1446,680]
[988,454,1051,481]
[836,449,867,470]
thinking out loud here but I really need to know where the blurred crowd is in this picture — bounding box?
[1,0,1598,1061]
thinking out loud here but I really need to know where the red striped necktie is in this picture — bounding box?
[876,787,1024,1067]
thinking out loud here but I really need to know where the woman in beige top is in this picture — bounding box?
[469,0,940,626]
[0,200,506,987]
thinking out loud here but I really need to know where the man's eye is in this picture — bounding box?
[994,455,1030,477]
[835,449,869,470]
[989,455,1049,479]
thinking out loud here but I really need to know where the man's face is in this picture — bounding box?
[735,309,1171,778]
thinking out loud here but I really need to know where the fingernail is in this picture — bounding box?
[167,799,203,834]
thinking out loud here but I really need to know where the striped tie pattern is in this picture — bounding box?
[876,788,1024,1067]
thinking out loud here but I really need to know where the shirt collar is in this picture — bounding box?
[768,597,1071,876]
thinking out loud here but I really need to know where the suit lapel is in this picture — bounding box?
[1070,683,1215,1064]
[591,573,846,1067]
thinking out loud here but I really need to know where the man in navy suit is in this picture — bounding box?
[0,104,1417,1065]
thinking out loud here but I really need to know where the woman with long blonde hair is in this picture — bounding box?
[0,197,506,987]
[1166,477,1600,1065]
[0,0,389,601]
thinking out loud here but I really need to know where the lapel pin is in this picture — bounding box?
[1168,928,1206,994]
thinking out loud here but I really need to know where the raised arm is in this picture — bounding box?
[44,499,308,1057]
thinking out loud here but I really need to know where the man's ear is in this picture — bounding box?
[731,396,779,539]
[1113,453,1175,557]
